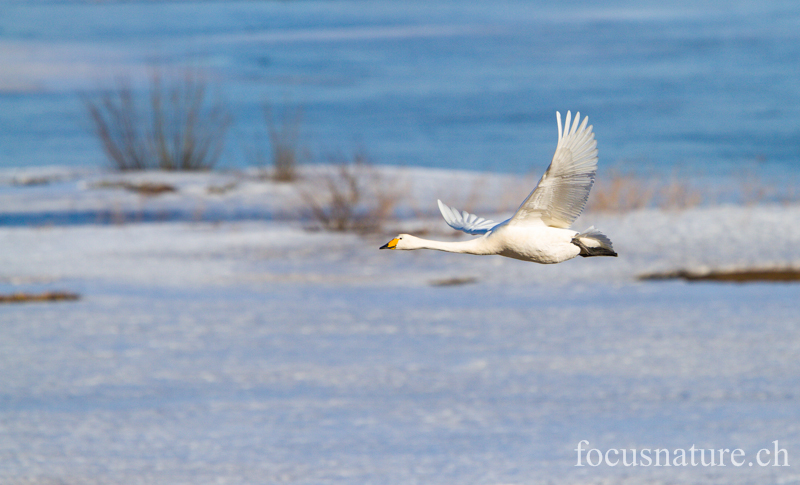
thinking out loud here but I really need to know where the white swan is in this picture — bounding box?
[380,111,616,264]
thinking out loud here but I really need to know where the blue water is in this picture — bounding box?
[2,0,799,178]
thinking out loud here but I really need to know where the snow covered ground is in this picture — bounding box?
[2,166,800,484]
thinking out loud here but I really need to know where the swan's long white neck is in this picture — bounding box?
[403,235,492,255]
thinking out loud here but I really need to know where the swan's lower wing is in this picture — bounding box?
[437,199,497,235]
[511,111,598,228]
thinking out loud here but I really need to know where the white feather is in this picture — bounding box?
[511,110,598,228]
[437,200,498,235]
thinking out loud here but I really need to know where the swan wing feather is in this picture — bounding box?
[511,111,598,228]
[437,199,497,235]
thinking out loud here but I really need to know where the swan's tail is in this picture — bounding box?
[572,226,618,257]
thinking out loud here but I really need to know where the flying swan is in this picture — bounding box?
[380,111,617,264]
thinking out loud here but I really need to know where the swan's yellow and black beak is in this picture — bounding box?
[380,238,399,250]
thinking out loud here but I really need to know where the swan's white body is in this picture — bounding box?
[381,111,617,264]
[393,223,582,264]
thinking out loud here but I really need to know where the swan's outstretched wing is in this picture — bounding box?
[437,199,497,235]
[511,111,598,228]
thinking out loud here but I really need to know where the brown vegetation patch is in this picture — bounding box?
[207,181,238,195]
[91,180,177,195]
[429,276,478,287]
[125,181,177,195]
[0,291,80,304]
[639,267,800,283]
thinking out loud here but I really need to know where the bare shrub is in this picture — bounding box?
[85,68,231,171]
[587,171,656,213]
[298,151,400,232]
[246,102,305,182]
[265,102,304,182]
[736,170,773,206]
[587,170,708,213]
[657,179,703,210]
[85,80,148,170]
